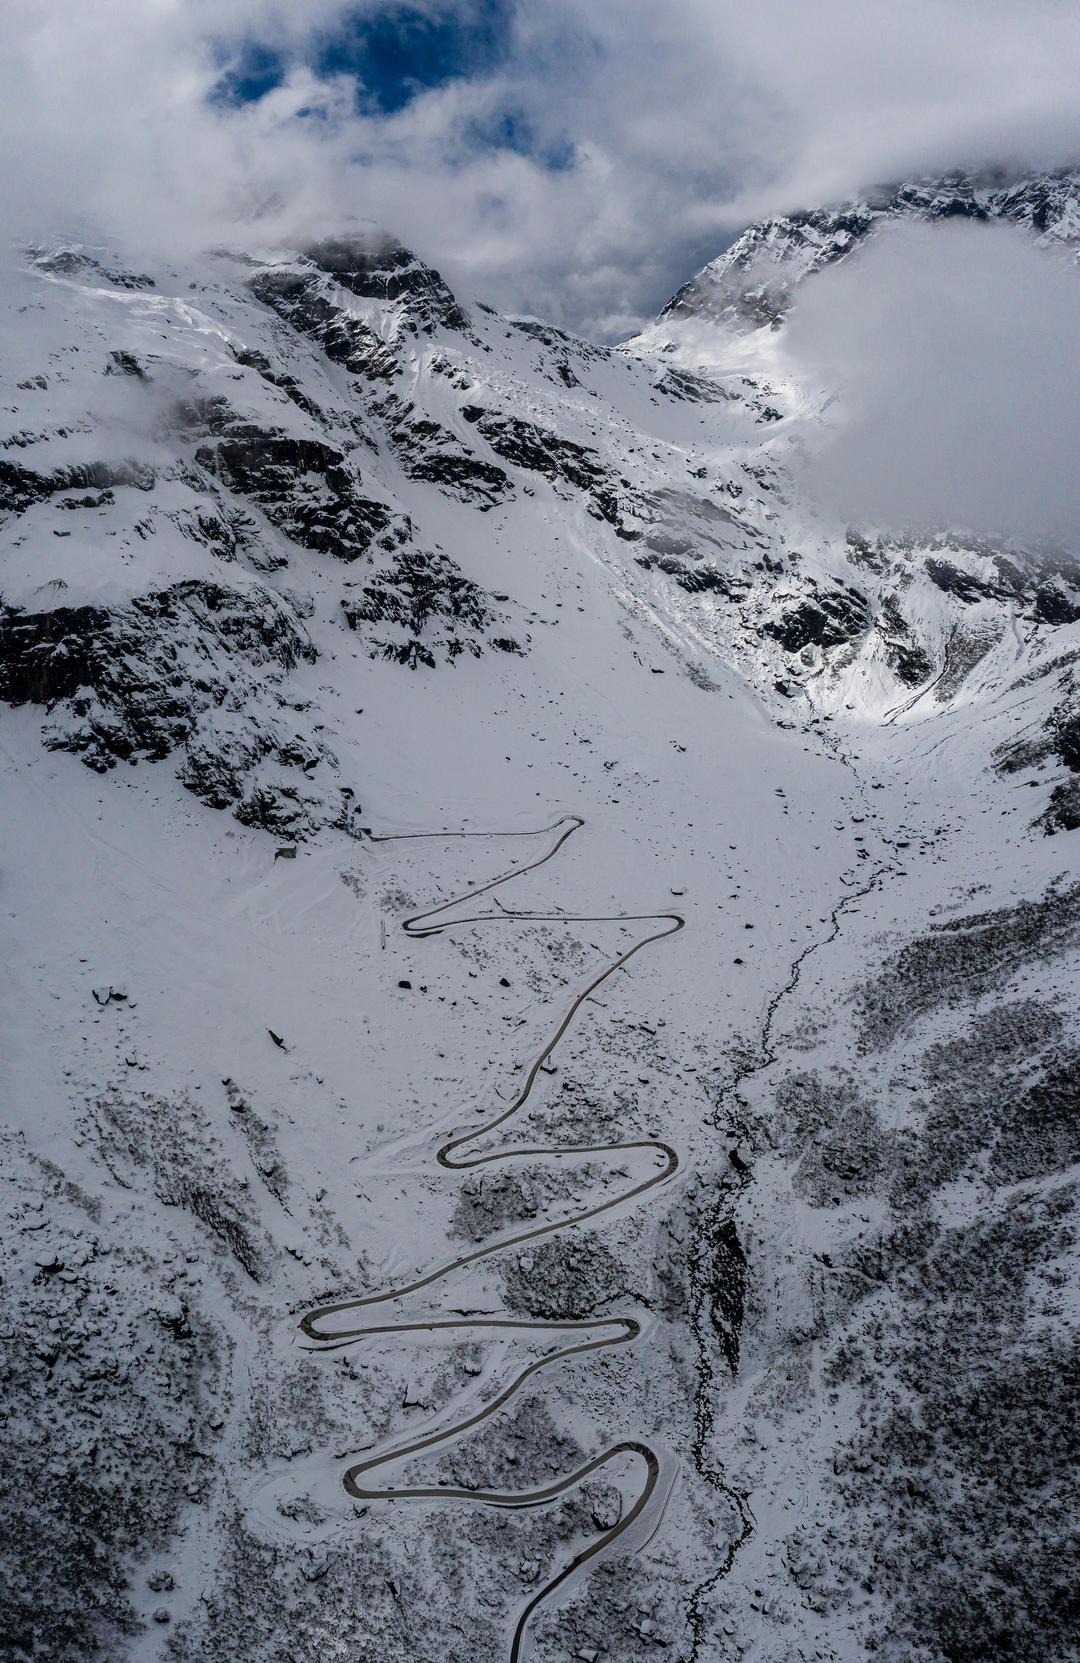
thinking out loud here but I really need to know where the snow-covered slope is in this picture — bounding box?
[2,189,1078,1663]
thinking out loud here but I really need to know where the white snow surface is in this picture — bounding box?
[2,199,1078,1663]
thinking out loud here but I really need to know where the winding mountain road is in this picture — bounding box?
[300,814,684,1661]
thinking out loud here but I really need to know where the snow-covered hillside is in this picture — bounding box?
[2,177,1078,1663]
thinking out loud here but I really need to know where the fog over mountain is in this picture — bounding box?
[4,0,1080,332]
[785,219,1080,542]
[2,12,1080,1663]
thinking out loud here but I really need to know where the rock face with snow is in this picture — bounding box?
[663,165,1080,329]
[0,235,526,837]
[1,185,1078,1663]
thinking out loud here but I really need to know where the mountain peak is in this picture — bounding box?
[661,163,1080,330]
[302,232,470,334]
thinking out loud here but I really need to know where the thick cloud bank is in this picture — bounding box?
[786,220,1080,544]
[3,1,1080,335]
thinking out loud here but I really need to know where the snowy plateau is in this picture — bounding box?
[2,169,1079,1663]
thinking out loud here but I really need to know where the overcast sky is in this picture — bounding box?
[4,0,1080,336]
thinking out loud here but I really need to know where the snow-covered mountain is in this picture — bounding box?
[3,175,1078,1663]
[663,165,1080,329]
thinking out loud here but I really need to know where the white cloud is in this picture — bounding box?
[784,219,1080,543]
[2,0,1079,336]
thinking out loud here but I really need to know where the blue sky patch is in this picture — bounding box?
[320,0,513,114]
[213,42,286,107]
[213,3,575,172]
[466,107,576,172]
[215,2,514,115]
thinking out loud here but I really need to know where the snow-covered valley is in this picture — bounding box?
[3,175,1079,1663]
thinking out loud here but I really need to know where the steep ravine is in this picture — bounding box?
[685,848,897,1660]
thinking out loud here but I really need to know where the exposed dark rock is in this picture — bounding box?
[763,586,871,653]
[249,267,401,383]
[461,407,608,493]
[636,552,749,599]
[844,529,890,573]
[386,409,511,505]
[925,557,1004,604]
[0,581,343,834]
[1055,711,1080,770]
[195,435,401,561]
[995,689,1080,795]
[877,595,934,684]
[178,723,340,839]
[697,1213,746,1377]
[889,638,935,684]
[230,347,324,421]
[0,581,307,717]
[458,406,644,530]
[105,349,149,379]
[1034,581,1080,625]
[840,533,1080,648]
[653,365,737,404]
[507,315,602,362]
[31,247,156,289]
[0,457,155,519]
[248,236,467,392]
[452,1164,598,1243]
[1040,776,1080,834]
[305,235,469,334]
[341,548,521,668]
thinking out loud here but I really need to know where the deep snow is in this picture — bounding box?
[2,182,1079,1663]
